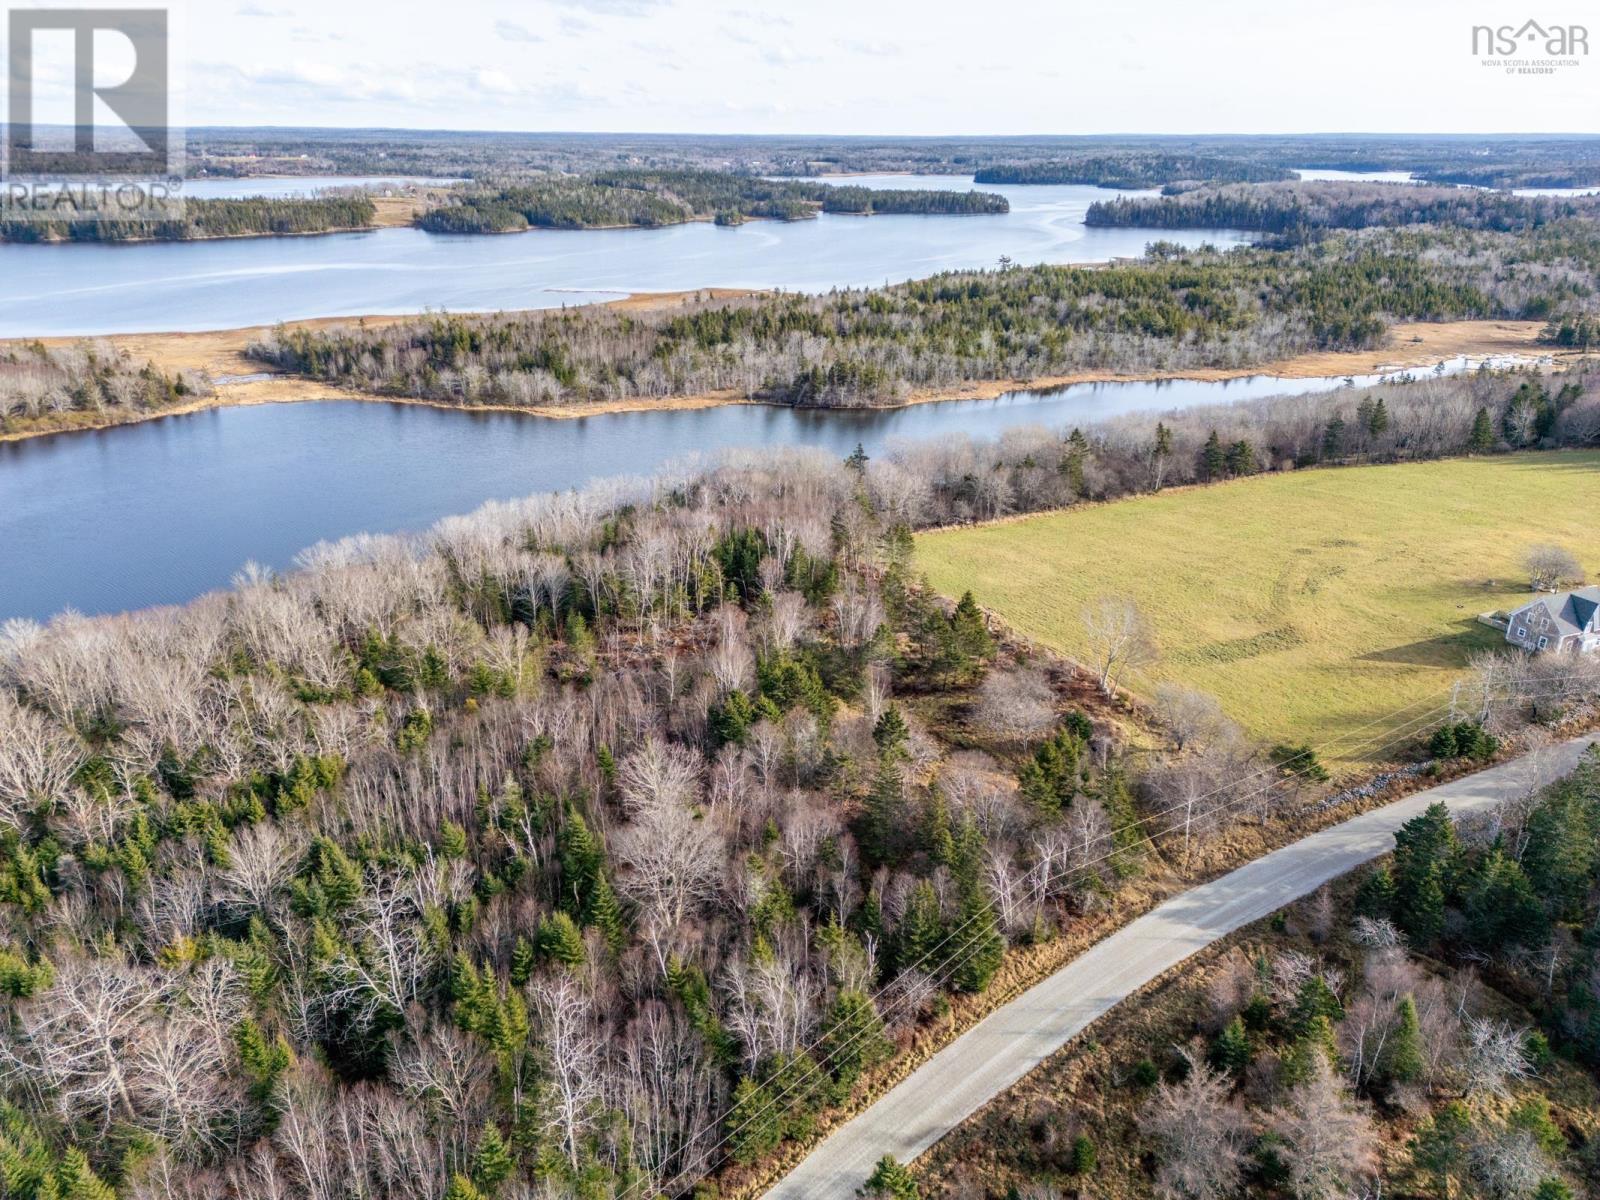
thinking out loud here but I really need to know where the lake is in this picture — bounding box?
[0,175,1248,338]
[0,359,1505,622]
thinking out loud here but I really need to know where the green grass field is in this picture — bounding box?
[916,452,1600,768]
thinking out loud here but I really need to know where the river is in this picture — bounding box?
[0,360,1506,621]
[0,175,1250,337]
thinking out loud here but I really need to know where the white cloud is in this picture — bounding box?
[496,19,543,43]
[546,0,669,16]
[235,3,290,16]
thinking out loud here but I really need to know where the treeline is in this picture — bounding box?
[184,130,1600,190]
[249,225,1600,409]
[1085,181,1600,237]
[975,155,1295,188]
[417,170,1006,233]
[0,342,211,434]
[0,196,378,243]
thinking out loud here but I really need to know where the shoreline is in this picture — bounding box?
[0,314,1573,445]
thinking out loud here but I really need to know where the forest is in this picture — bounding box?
[0,359,1597,1199]
[416,172,1006,234]
[973,156,1294,188]
[0,342,211,434]
[1084,181,1600,237]
[0,197,379,244]
[182,130,1600,190]
[248,224,1600,410]
[914,765,1600,1199]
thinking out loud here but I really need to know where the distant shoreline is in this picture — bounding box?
[0,312,1566,445]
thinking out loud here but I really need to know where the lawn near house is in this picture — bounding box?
[916,451,1600,769]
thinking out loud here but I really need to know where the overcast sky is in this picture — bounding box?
[15,0,1600,134]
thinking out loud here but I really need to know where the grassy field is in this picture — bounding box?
[916,452,1600,768]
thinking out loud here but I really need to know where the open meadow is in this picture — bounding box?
[916,451,1600,768]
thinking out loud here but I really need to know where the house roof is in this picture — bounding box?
[1512,585,1600,639]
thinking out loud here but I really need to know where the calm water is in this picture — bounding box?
[0,363,1498,621]
[0,176,1248,337]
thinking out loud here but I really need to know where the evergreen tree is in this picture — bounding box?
[1463,848,1548,952]
[727,1076,783,1164]
[1469,406,1496,452]
[860,761,905,868]
[1068,1134,1098,1176]
[472,1124,516,1193]
[537,911,587,969]
[1368,396,1391,438]
[819,988,891,1093]
[443,1174,486,1200]
[1408,1101,1472,1199]
[1225,439,1256,476]
[54,1150,114,1200]
[845,442,870,473]
[1322,414,1347,460]
[872,704,910,757]
[1384,994,1425,1086]
[1063,427,1090,496]
[1200,430,1226,480]
[865,1155,920,1199]
[1209,1015,1252,1076]
[1392,803,1459,944]
[949,591,994,668]
[895,881,945,974]
[949,884,1005,993]
[1290,975,1344,1037]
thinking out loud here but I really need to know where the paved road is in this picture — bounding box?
[766,734,1599,1199]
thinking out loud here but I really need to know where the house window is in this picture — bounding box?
[1537,636,1549,650]
[1515,626,1527,638]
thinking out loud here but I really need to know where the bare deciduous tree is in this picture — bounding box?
[1139,1050,1251,1200]
[1081,596,1158,696]
[1522,542,1584,592]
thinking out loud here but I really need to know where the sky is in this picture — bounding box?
[6,0,1599,134]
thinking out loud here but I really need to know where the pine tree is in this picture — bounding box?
[1068,1134,1098,1176]
[1063,427,1090,496]
[537,911,587,969]
[819,988,891,1093]
[1464,848,1548,952]
[872,704,910,757]
[949,591,994,666]
[1200,430,1226,480]
[1290,975,1344,1037]
[949,885,1005,993]
[54,1150,114,1200]
[1322,414,1347,461]
[1384,994,1425,1086]
[1369,396,1390,438]
[922,792,956,867]
[1469,406,1496,452]
[1210,1015,1252,1076]
[865,1155,920,1199]
[472,1124,516,1193]
[443,1174,486,1200]
[1392,803,1459,945]
[1225,439,1256,476]
[860,761,905,868]
[727,1076,783,1164]
[895,881,945,975]
[1353,864,1395,916]
[509,935,536,986]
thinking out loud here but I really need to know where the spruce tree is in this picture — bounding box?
[727,1076,783,1164]
[1200,430,1226,480]
[537,911,587,969]
[1210,1015,1252,1076]
[472,1124,516,1193]
[1469,406,1496,452]
[1384,994,1425,1085]
[949,885,1005,993]
[1322,414,1346,460]
[865,1155,920,1199]
[949,591,994,666]
[1068,1134,1098,1176]
[819,988,891,1093]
